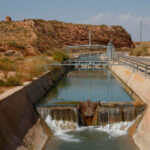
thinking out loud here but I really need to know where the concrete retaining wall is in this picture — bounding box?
[0,67,69,150]
[111,65,150,150]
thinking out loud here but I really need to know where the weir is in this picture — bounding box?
[37,101,145,127]
[38,51,147,149]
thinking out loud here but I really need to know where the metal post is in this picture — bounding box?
[93,61,95,70]
[145,65,147,76]
[76,61,77,70]
[132,63,135,72]
[137,64,139,72]
[107,42,113,60]
[79,61,81,70]
[89,31,91,45]
[140,21,142,44]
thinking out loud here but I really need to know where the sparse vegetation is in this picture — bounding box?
[0,55,53,91]
[8,42,26,50]
[52,51,69,62]
[28,56,52,77]
[129,45,150,56]
[0,76,22,87]
[0,57,15,71]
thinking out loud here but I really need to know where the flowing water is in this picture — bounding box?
[44,115,138,150]
[40,69,139,150]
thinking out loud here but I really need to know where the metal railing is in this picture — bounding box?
[118,56,150,76]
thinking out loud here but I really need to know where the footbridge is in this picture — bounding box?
[48,42,124,69]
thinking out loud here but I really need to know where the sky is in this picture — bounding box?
[0,0,150,41]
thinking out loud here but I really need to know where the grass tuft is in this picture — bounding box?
[52,51,69,62]
[0,76,22,87]
[0,57,15,71]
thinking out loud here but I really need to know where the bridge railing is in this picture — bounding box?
[118,56,150,76]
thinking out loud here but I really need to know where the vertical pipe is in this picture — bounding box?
[89,31,91,45]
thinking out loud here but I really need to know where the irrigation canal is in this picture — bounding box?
[37,54,144,150]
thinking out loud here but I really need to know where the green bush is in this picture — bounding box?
[0,77,22,87]
[8,42,26,50]
[52,51,69,62]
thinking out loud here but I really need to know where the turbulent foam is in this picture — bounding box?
[45,115,80,142]
[95,121,134,138]
[45,115,135,142]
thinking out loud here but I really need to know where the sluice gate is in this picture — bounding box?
[37,101,145,127]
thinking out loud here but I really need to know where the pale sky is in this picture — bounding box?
[0,0,150,41]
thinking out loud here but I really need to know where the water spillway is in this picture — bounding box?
[37,103,145,127]
[38,69,145,150]
[37,106,78,124]
[98,105,145,125]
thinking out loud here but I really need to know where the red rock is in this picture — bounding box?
[5,16,12,22]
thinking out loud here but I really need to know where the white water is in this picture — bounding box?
[45,115,80,142]
[45,115,135,143]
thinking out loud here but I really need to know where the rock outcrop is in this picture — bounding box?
[5,16,12,22]
[0,19,134,55]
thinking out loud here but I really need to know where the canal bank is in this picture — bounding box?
[0,66,70,150]
[111,65,150,150]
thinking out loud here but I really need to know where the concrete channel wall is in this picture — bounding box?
[111,65,150,150]
[0,67,69,150]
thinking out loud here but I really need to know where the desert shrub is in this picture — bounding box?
[43,50,53,56]
[29,63,46,77]
[0,76,22,87]
[14,56,24,61]
[4,76,22,87]
[52,51,69,62]
[28,56,50,77]
[17,73,32,82]
[129,45,150,56]
[0,57,15,71]
[0,80,4,87]
[8,42,26,50]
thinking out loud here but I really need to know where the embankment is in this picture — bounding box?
[111,65,150,150]
[0,66,69,150]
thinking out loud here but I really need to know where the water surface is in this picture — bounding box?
[40,69,132,105]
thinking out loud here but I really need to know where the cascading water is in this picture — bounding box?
[37,104,145,127]
[37,106,79,124]
[43,113,140,150]
[98,105,145,126]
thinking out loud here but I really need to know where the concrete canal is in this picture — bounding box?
[38,69,143,150]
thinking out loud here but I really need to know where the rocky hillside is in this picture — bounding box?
[0,19,134,56]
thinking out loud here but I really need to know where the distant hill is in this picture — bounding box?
[0,19,134,56]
